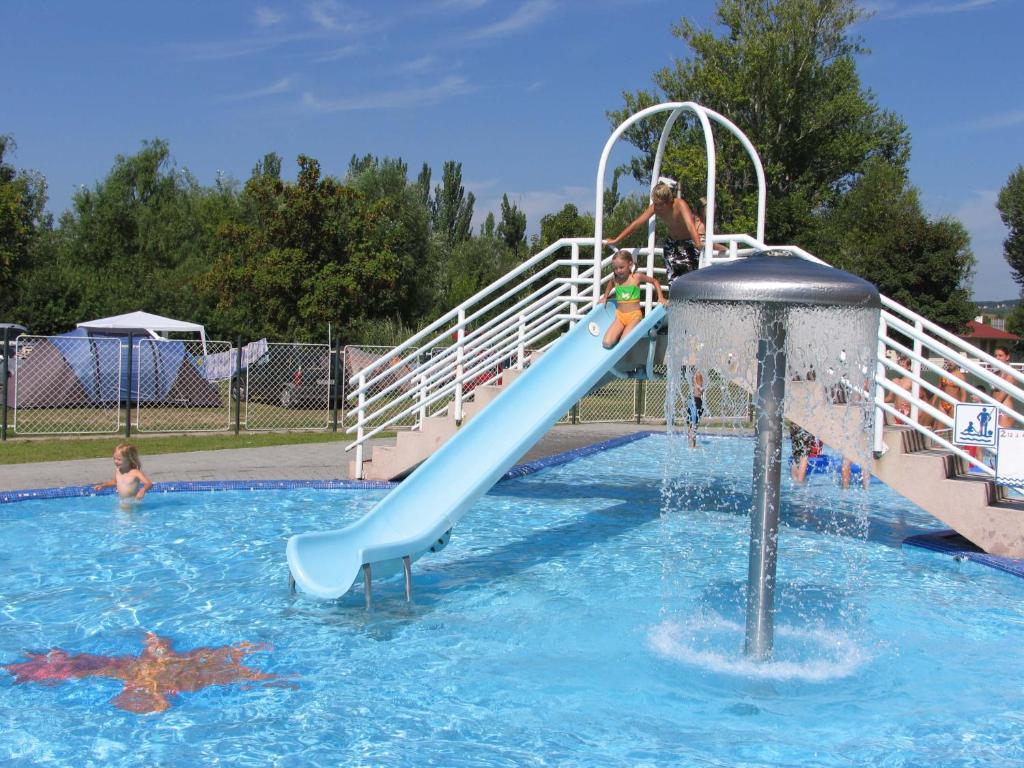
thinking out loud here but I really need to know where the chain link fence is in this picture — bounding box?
[341,345,423,432]
[12,335,122,435]
[244,343,333,431]
[4,334,750,437]
[135,339,233,432]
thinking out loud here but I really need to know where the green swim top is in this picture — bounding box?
[614,283,642,302]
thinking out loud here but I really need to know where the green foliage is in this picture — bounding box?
[431,160,475,247]
[0,136,51,321]
[998,165,1024,289]
[610,0,909,243]
[12,139,221,333]
[202,154,432,341]
[1005,304,1024,348]
[497,194,527,254]
[808,159,976,330]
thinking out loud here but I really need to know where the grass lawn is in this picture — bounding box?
[0,430,381,465]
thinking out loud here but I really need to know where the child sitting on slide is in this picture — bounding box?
[597,250,667,349]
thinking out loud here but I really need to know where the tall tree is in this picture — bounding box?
[611,0,909,243]
[497,194,527,255]
[431,161,475,246]
[0,136,51,318]
[998,165,1024,288]
[809,159,975,329]
[202,154,431,341]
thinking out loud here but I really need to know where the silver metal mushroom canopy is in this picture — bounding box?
[669,249,881,660]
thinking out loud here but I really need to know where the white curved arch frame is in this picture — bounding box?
[593,102,767,297]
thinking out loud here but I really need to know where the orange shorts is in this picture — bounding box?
[615,303,643,326]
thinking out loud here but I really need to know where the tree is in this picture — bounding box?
[809,159,975,330]
[202,154,432,341]
[998,165,1024,288]
[497,194,527,255]
[611,0,909,244]
[431,161,474,246]
[537,204,593,247]
[0,136,51,319]
[480,212,496,239]
[18,139,218,330]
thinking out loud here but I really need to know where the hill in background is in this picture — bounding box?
[976,299,1019,316]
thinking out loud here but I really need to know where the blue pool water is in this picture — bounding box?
[2,434,1023,766]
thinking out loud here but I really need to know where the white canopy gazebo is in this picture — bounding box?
[77,311,207,352]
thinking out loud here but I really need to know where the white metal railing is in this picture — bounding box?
[345,102,1021,483]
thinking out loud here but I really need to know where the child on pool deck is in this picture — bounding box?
[597,250,668,349]
[94,443,152,503]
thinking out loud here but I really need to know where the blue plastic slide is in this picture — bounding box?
[286,303,667,599]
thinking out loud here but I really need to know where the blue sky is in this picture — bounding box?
[4,0,1022,300]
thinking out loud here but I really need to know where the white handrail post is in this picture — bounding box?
[355,372,366,479]
[910,320,923,423]
[570,242,580,325]
[873,315,887,455]
[517,314,526,369]
[454,310,466,424]
[417,370,427,428]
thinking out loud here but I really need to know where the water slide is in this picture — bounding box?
[286,302,667,599]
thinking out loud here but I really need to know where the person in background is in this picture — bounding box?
[992,345,1018,429]
[686,369,705,449]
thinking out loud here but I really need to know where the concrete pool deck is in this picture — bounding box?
[0,423,663,492]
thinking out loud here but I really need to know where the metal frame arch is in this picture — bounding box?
[593,102,767,284]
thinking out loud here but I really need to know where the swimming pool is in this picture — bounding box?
[2,434,1022,766]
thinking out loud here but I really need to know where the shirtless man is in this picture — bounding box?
[603,180,704,284]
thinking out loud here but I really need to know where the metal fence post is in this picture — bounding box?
[234,336,243,436]
[331,337,340,432]
[124,334,133,438]
[636,379,644,424]
[1,326,9,441]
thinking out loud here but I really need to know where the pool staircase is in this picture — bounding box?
[351,323,668,481]
[779,379,1024,558]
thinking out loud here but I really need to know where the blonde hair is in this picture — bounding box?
[651,182,674,205]
[612,250,635,266]
[115,443,141,470]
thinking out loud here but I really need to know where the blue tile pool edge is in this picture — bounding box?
[0,431,659,505]
[903,531,1024,579]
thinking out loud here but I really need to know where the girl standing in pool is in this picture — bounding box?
[94,443,152,504]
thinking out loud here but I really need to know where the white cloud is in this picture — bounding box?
[436,0,489,8]
[397,55,438,74]
[467,0,555,39]
[960,109,1024,133]
[301,75,475,112]
[223,77,294,101]
[177,37,281,61]
[871,0,998,19]
[306,0,363,33]
[314,44,362,62]
[254,6,286,27]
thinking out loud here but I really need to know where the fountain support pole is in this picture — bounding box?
[669,248,882,663]
[744,309,787,660]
